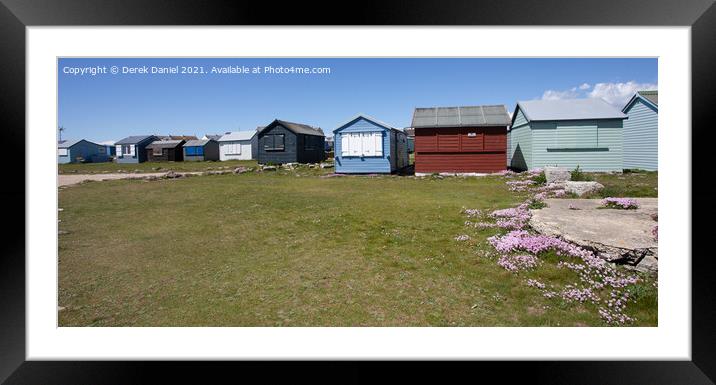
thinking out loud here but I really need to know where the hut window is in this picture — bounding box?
[58,148,68,156]
[123,145,135,157]
[116,145,122,156]
[153,147,163,156]
[265,134,285,151]
[341,132,382,157]
[225,143,241,155]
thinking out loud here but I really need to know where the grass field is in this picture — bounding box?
[59,159,259,174]
[58,168,657,326]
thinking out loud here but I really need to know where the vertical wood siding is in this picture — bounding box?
[623,99,658,171]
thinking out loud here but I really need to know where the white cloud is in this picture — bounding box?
[588,81,657,106]
[539,81,657,106]
[541,88,580,100]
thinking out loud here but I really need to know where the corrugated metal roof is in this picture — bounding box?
[218,131,256,141]
[184,139,212,146]
[116,135,155,145]
[411,105,511,128]
[147,140,184,149]
[517,98,627,121]
[638,90,658,106]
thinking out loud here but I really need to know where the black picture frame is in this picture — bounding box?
[1,0,714,383]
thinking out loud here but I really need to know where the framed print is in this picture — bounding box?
[1,0,715,383]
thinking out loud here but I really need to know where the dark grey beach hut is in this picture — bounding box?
[257,119,325,164]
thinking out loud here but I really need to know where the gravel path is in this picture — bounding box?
[58,173,166,186]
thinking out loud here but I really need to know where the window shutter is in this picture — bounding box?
[374,132,383,156]
[116,145,122,156]
[350,133,360,156]
[236,143,241,155]
[361,133,372,156]
[341,134,349,156]
[129,145,135,156]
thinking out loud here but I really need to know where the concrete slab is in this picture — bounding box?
[530,198,658,272]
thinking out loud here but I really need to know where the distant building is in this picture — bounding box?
[508,98,627,172]
[404,128,415,153]
[115,135,158,164]
[98,140,117,157]
[622,90,658,171]
[202,134,223,141]
[183,139,220,162]
[218,131,258,161]
[146,139,185,162]
[58,139,110,164]
[256,120,325,164]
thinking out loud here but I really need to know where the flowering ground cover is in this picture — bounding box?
[601,197,640,210]
[457,170,657,325]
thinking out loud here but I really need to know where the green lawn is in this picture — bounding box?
[58,171,657,326]
[59,160,259,174]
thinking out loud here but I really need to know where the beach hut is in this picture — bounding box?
[146,139,185,162]
[115,135,158,164]
[622,90,658,171]
[333,114,409,174]
[183,139,220,161]
[508,98,627,172]
[218,131,257,161]
[98,140,117,159]
[57,139,110,164]
[404,128,415,153]
[256,119,325,164]
[411,105,510,174]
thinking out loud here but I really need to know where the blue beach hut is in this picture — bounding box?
[333,114,409,174]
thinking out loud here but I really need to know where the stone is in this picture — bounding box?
[58,230,70,235]
[530,198,658,270]
[320,163,334,169]
[544,167,571,184]
[163,171,181,179]
[262,165,277,171]
[564,181,604,196]
[233,166,251,174]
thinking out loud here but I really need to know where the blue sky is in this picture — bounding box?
[58,58,657,142]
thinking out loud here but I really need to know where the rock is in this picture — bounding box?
[163,171,181,179]
[544,167,571,184]
[58,208,64,212]
[320,163,334,169]
[564,181,604,196]
[58,230,70,235]
[233,166,251,174]
[262,165,277,171]
[152,167,162,171]
[530,198,659,270]
[634,255,658,273]
[58,306,66,311]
